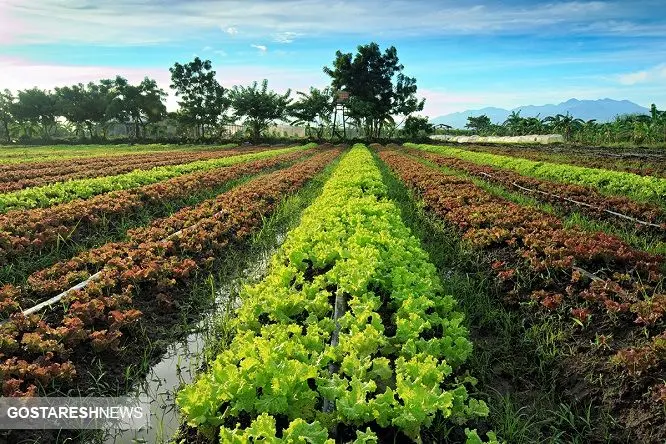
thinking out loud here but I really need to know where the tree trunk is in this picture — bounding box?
[252,121,261,143]
[86,122,95,139]
[2,121,9,143]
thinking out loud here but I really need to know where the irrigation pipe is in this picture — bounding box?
[476,171,663,229]
[322,292,346,414]
[1,204,233,326]
[20,271,103,318]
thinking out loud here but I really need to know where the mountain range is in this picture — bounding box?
[431,98,649,129]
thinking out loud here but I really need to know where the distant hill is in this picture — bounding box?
[431,98,650,129]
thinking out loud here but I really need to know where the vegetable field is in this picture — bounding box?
[1,142,665,443]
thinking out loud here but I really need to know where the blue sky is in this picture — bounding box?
[1,0,665,117]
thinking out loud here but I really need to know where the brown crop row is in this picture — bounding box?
[0,146,271,193]
[0,149,312,267]
[408,149,666,230]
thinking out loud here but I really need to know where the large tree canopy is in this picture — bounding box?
[465,115,492,133]
[323,42,424,140]
[11,88,58,139]
[106,76,167,141]
[0,90,14,143]
[55,82,112,139]
[170,57,228,139]
[289,87,334,139]
[228,79,291,142]
[402,115,434,138]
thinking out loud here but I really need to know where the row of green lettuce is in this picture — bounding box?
[176,145,498,443]
[0,143,238,164]
[0,144,314,212]
[407,143,666,206]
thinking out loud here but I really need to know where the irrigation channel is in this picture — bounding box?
[102,232,285,443]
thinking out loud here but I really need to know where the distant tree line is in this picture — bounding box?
[442,107,666,146]
[0,43,432,145]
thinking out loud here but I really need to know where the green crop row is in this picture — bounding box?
[407,143,666,206]
[0,145,314,212]
[177,145,497,443]
[0,143,238,163]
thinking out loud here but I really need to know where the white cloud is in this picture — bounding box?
[223,26,238,36]
[251,44,268,53]
[618,71,649,85]
[273,32,300,43]
[0,0,660,45]
[618,63,666,85]
[0,56,171,91]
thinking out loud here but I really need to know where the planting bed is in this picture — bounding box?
[3,140,665,443]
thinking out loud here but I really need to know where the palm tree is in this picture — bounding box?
[542,113,584,142]
[579,119,597,144]
[649,103,666,144]
[503,110,525,136]
[289,87,334,139]
[524,115,544,135]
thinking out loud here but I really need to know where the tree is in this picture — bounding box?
[402,115,434,138]
[289,87,334,139]
[577,119,598,144]
[503,110,525,136]
[465,115,492,133]
[170,57,228,139]
[106,76,167,141]
[388,72,425,138]
[55,82,112,139]
[649,103,666,144]
[523,116,544,135]
[323,42,424,140]
[0,90,14,143]
[228,79,291,142]
[12,88,58,139]
[542,113,584,141]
